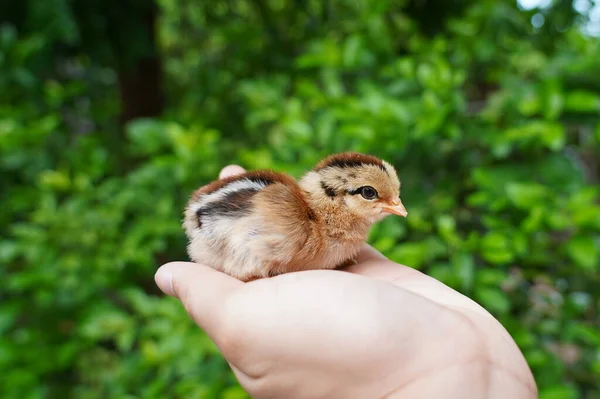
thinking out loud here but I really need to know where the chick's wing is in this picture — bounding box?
[249,180,314,265]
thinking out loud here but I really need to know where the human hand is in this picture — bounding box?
[155,165,538,399]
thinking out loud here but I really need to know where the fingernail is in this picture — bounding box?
[155,266,175,297]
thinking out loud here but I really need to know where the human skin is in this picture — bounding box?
[154,165,538,399]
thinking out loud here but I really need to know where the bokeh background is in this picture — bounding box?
[2,0,600,397]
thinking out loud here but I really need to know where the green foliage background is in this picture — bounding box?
[1,0,600,398]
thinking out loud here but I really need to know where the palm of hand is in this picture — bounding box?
[155,166,537,399]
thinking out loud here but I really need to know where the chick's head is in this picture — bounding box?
[305,152,407,223]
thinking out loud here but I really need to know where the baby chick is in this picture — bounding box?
[182,152,407,282]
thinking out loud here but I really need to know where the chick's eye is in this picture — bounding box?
[360,186,378,200]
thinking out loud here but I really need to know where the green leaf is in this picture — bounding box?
[522,206,544,232]
[437,214,460,245]
[566,323,600,346]
[475,287,510,314]
[505,182,548,210]
[389,242,427,269]
[79,307,134,342]
[518,91,540,116]
[372,236,398,253]
[540,122,565,150]
[417,63,436,88]
[0,24,17,47]
[342,35,363,68]
[389,237,445,269]
[564,91,600,113]
[503,121,565,150]
[512,231,528,256]
[539,385,579,399]
[126,119,169,155]
[428,263,456,286]
[285,120,312,141]
[542,79,563,120]
[222,386,250,399]
[452,252,474,291]
[544,91,563,120]
[0,303,19,334]
[0,240,19,263]
[477,269,508,286]
[565,236,599,271]
[38,169,71,191]
[480,232,514,264]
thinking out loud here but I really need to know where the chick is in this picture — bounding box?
[182,152,407,282]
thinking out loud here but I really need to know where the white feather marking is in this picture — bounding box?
[186,178,283,280]
[189,178,269,213]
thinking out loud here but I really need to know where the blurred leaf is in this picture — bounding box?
[389,237,445,269]
[480,232,514,264]
[565,236,599,271]
[38,169,71,191]
[566,323,600,346]
[542,80,563,120]
[475,287,510,314]
[539,385,579,399]
[126,119,169,155]
[452,252,474,291]
[222,386,250,399]
[564,91,600,113]
[437,214,460,246]
[506,182,548,210]
[79,308,134,342]
[518,90,540,116]
[477,268,508,286]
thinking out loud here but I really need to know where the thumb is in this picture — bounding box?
[155,262,244,339]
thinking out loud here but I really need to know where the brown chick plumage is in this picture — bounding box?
[182,152,407,282]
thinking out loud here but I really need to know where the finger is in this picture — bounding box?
[219,165,246,179]
[155,261,244,338]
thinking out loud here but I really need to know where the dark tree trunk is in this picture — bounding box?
[116,4,165,125]
[117,55,165,125]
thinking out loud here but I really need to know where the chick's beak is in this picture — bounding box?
[381,199,408,217]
